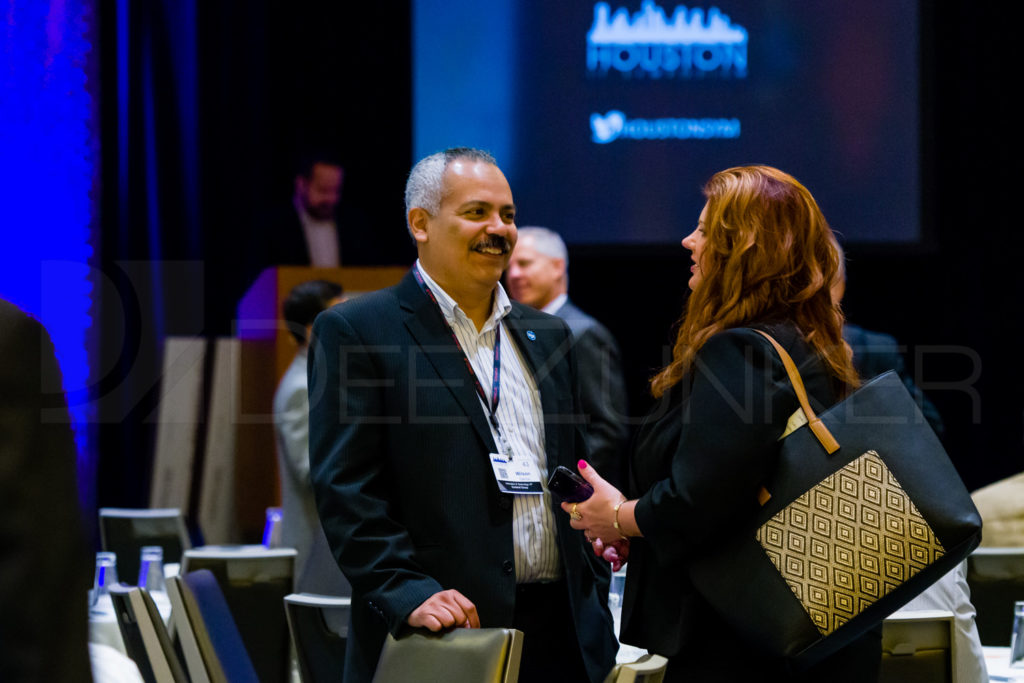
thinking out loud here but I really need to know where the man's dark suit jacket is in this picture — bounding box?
[308,271,617,683]
[0,299,92,682]
[550,299,628,487]
[843,323,944,437]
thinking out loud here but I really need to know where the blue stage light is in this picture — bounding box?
[0,0,98,507]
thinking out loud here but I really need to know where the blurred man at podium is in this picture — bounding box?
[246,152,388,283]
[273,152,349,267]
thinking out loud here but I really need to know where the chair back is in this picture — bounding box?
[99,507,191,584]
[167,569,260,683]
[108,583,188,683]
[284,593,352,683]
[879,609,954,683]
[182,546,296,683]
[966,547,1024,645]
[602,653,669,683]
[371,628,523,683]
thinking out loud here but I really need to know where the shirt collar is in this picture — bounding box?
[414,260,512,332]
[541,293,568,315]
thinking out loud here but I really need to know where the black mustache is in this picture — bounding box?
[472,236,512,254]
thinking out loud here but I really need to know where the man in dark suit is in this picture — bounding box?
[842,323,945,437]
[308,148,617,682]
[263,154,357,268]
[507,226,629,487]
[832,246,944,437]
[0,298,92,682]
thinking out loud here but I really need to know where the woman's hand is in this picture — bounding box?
[591,537,630,571]
[559,459,639,547]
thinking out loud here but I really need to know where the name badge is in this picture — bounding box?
[489,453,544,495]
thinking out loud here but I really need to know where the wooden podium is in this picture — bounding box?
[229,265,406,540]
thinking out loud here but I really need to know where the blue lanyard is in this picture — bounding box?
[413,268,503,434]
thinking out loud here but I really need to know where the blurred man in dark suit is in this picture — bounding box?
[832,247,944,436]
[0,298,92,682]
[244,152,392,286]
[507,226,629,486]
[272,153,348,268]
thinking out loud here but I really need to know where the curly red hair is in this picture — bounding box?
[651,165,857,398]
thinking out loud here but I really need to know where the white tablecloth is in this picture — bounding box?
[88,591,173,655]
[89,643,144,683]
[985,646,1024,682]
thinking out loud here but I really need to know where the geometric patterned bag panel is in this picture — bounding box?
[755,450,946,636]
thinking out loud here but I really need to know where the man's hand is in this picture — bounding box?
[407,589,481,631]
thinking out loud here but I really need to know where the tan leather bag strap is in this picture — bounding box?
[754,329,840,454]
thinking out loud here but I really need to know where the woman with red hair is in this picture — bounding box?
[566,166,879,681]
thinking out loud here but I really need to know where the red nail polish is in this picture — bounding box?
[578,459,587,470]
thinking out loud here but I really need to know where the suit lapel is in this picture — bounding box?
[397,272,497,451]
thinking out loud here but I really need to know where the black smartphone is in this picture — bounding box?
[547,465,594,503]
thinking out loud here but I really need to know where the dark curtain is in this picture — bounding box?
[96,0,205,514]
[95,0,413,516]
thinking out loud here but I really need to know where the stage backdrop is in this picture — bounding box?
[415,0,920,245]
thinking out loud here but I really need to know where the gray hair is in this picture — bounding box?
[517,226,569,268]
[404,147,498,233]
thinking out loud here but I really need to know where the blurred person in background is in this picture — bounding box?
[507,226,629,487]
[0,298,92,682]
[274,279,345,592]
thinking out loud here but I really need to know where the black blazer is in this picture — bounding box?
[0,299,93,682]
[308,271,617,683]
[622,324,879,681]
[551,299,629,487]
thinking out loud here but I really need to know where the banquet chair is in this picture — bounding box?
[108,584,188,683]
[181,546,296,683]
[879,609,954,683]
[966,547,1024,645]
[602,653,669,683]
[371,627,524,683]
[99,507,191,586]
[284,593,352,683]
[166,569,259,683]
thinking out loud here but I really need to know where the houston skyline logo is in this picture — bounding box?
[587,2,748,79]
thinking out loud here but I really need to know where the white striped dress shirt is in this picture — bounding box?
[415,261,562,582]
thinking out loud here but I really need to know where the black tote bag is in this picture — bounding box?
[688,331,982,670]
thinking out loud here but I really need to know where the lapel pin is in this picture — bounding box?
[526,330,537,341]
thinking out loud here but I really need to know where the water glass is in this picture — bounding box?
[608,568,626,635]
[1011,600,1024,668]
[137,545,166,593]
[90,551,118,607]
[263,506,283,548]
